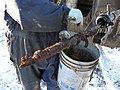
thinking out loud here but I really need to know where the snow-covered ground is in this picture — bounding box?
[0,28,23,90]
[0,2,120,90]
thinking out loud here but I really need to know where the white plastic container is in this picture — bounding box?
[57,44,100,90]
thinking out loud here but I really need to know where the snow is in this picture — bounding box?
[0,2,120,90]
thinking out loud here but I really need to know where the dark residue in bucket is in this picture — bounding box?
[64,47,95,62]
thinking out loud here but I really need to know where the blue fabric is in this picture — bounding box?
[4,0,68,90]
[49,0,56,2]
[10,0,70,32]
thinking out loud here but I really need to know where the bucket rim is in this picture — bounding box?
[61,44,100,64]
[61,50,99,65]
[60,53,99,71]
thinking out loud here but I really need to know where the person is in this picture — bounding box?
[4,0,83,90]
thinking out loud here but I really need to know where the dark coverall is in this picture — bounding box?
[4,0,70,90]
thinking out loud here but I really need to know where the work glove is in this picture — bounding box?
[68,8,83,25]
[59,30,71,41]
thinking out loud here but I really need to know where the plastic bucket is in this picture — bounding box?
[57,44,100,90]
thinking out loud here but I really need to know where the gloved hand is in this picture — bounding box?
[68,8,83,25]
[59,30,71,41]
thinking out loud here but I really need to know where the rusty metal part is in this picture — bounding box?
[19,25,100,68]
[19,34,87,68]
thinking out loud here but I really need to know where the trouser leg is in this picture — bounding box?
[42,55,61,90]
[14,63,42,90]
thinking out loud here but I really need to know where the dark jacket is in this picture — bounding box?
[5,0,70,32]
[4,0,70,90]
[4,0,70,64]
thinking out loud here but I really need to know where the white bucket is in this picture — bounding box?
[57,44,100,90]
